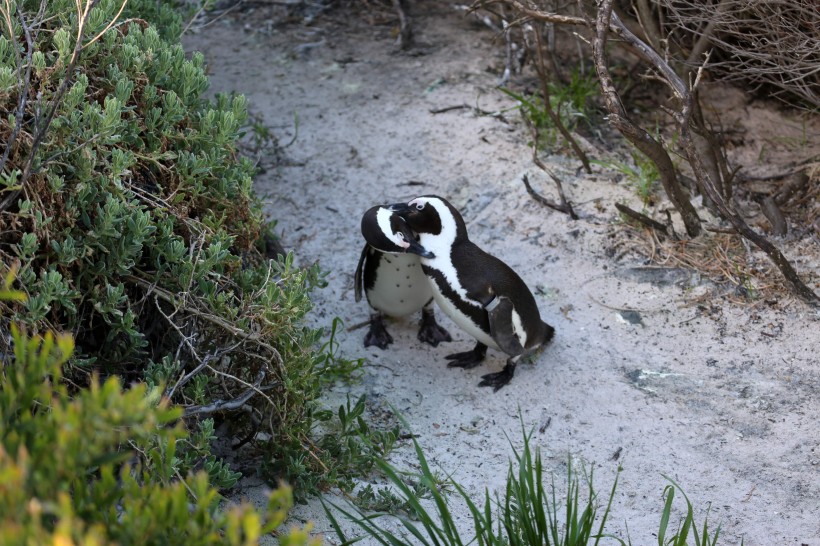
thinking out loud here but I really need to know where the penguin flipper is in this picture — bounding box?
[354,242,368,302]
[486,296,525,356]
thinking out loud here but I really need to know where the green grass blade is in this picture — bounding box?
[593,465,622,545]
[322,497,389,545]
[658,484,675,545]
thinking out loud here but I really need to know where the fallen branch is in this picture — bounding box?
[521,101,578,220]
[429,104,472,114]
[346,318,371,332]
[429,103,509,122]
[614,203,670,237]
[522,174,577,219]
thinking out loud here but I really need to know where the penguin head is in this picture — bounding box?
[360,205,435,258]
[389,195,468,255]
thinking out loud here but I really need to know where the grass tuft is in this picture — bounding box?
[323,419,741,545]
[323,423,620,546]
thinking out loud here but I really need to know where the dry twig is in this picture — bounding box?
[184,371,267,416]
[529,26,591,173]
[614,203,670,237]
[657,0,820,109]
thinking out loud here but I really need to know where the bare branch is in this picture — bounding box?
[593,0,702,237]
[184,371,267,416]
[658,0,819,109]
[615,203,671,237]
[0,2,45,175]
[477,0,587,27]
[529,26,591,173]
[522,173,577,219]
[127,273,285,372]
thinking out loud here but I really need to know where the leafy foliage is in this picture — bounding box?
[0,273,318,545]
[266,394,400,499]
[595,150,661,209]
[0,0,388,506]
[502,69,598,150]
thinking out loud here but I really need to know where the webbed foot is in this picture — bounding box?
[417,308,452,347]
[478,362,516,392]
[445,342,487,369]
[364,314,393,349]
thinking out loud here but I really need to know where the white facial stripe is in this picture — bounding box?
[412,197,457,250]
[433,198,458,246]
[415,197,481,309]
[375,207,404,247]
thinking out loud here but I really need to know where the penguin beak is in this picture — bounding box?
[387,202,412,216]
[406,239,435,259]
[396,222,435,259]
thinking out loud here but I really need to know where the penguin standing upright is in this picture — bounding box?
[390,195,554,390]
[355,205,452,349]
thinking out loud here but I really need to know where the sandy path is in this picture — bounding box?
[184,3,820,544]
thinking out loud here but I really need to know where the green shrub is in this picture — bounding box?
[2,0,267,364]
[0,267,319,545]
[0,0,380,502]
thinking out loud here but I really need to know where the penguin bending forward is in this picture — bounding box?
[389,195,554,391]
[355,205,452,349]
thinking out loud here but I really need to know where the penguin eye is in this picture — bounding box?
[395,232,406,241]
[415,202,425,211]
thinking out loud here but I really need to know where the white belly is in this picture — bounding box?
[428,279,499,350]
[367,253,432,317]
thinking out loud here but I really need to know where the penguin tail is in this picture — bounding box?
[539,321,555,347]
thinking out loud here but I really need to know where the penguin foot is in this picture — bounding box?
[364,315,393,349]
[478,362,516,392]
[417,311,452,347]
[445,342,487,369]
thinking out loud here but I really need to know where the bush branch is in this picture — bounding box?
[593,2,702,237]
[184,371,266,416]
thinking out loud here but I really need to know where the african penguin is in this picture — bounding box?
[354,205,452,349]
[389,195,554,391]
